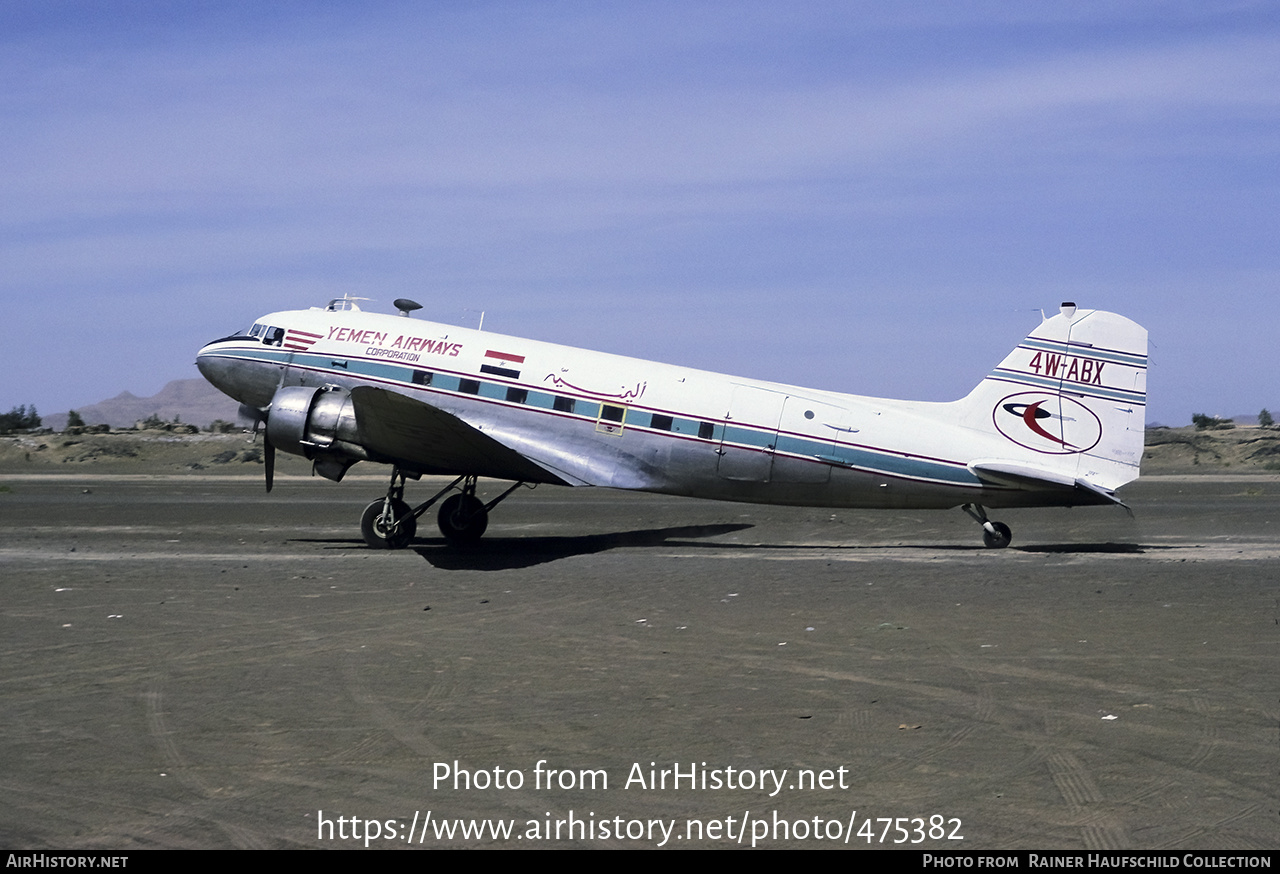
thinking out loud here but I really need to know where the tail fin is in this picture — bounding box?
[958,305,1148,494]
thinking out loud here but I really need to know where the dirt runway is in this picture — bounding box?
[1,474,1276,849]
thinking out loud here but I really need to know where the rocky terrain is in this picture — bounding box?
[1141,425,1280,473]
[0,427,313,477]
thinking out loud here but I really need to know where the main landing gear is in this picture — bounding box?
[359,468,528,549]
[962,503,1012,549]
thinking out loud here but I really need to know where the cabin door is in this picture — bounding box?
[717,385,785,482]
[770,397,850,484]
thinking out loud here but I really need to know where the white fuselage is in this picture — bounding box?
[197,304,1133,511]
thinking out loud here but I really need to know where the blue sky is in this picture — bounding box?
[3,1,1277,426]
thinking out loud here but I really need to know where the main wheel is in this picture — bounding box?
[437,493,488,543]
[361,498,416,549]
[982,521,1012,549]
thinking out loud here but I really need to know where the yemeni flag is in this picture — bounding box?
[481,349,524,379]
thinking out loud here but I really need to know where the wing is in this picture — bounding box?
[349,386,570,484]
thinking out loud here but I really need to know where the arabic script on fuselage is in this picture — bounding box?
[543,374,647,401]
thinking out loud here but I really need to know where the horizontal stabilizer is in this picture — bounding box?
[969,459,1130,512]
[1073,476,1133,515]
[968,460,1077,489]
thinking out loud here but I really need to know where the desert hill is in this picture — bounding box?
[44,379,243,431]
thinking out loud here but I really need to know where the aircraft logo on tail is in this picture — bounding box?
[993,392,1102,455]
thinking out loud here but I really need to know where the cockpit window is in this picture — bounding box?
[248,323,265,338]
[264,326,285,346]
[207,325,258,344]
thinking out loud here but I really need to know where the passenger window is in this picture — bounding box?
[650,414,673,431]
[412,370,433,386]
[506,387,528,404]
[600,404,625,423]
[553,396,576,414]
[698,422,715,440]
[459,379,480,395]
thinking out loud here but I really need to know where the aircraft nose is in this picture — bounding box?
[196,337,280,410]
[196,338,227,374]
[196,341,232,392]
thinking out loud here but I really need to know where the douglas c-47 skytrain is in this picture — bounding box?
[196,299,1147,549]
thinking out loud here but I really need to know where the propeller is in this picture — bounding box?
[239,403,274,493]
[264,435,276,493]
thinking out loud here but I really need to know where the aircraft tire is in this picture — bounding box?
[982,521,1012,549]
[438,494,488,543]
[361,498,416,549]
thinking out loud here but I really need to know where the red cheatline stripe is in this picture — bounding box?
[485,350,525,363]
[288,330,324,339]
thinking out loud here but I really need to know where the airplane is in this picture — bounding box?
[196,299,1146,550]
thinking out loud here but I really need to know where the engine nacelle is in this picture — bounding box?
[266,385,369,480]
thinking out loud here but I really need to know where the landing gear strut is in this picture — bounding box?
[962,503,1012,549]
[359,469,528,549]
[436,477,528,544]
[360,467,426,550]
[437,480,488,543]
[361,496,414,549]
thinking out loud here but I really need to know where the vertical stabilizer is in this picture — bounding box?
[958,305,1148,492]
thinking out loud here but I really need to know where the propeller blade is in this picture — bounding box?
[264,435,276,492]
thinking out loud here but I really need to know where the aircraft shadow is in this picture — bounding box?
[740,542,1153,554]
[293,533,1155,566]
[410,523,755,571]
[1016,542,1148,554]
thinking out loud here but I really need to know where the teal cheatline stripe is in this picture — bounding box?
[774,433,823,457]
[432,374,461,392]
[1019,339,1147,367]
[814,446,979,485]
[726,423,977,486]
[722,425,774,449]
[231,349,979,486]
[229,348,290,365]
[477,381,507,401]
[290,352,611,421]
[987,370,1146,404]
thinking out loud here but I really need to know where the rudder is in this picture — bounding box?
[958,304,1148,492]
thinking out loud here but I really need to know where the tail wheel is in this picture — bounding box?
[982,521,1012,549]
[361,498,416,549]
[437,493,488,543]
